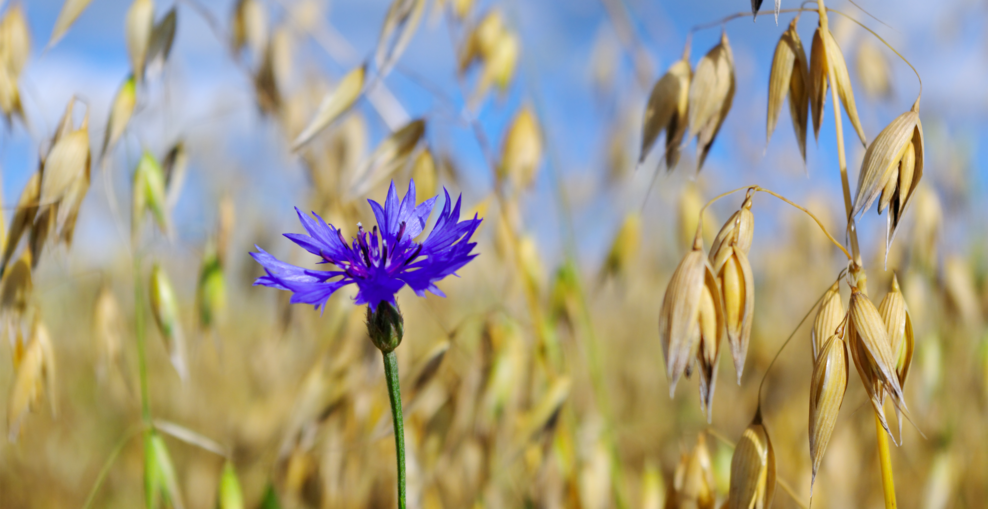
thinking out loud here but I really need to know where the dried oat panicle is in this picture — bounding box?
[688,32,735,172]
[93,284,124,380]
[727,413,776,509]
[232,0,268,56]
[0,4,29,125]
[809,333,848,491]
[292,64,366,150]
[670,433,716,509]
[125,0,154,81]
[639,47,691,171]
[600,211,641,282]
[499,106,543,192]
[851,100,924,262]
[7,320,56,442]
[0,173,40,276]
[856,38,892,100]
[847,286,907,441]
[878,274,914,441]
[811,282,843,361]
[709,193,754,263]
[708,194,755,383]
[49,0,94,49]
[767,19,810,161]
[809,15,867,145]
[658,235,724,419]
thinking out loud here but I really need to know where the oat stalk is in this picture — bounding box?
[817,1,896,506]
[695,185,852,260]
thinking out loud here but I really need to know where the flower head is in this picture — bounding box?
[252,180,481,312]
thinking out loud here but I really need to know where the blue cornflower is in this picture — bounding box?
[251,180,481,312]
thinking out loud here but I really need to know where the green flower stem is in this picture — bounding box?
[134,255,151,424]
[382,350,406,509]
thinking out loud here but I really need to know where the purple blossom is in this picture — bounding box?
[251,180,481,312]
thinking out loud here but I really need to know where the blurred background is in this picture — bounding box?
[0,0,986,507]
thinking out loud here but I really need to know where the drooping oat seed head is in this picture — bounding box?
[125,0,154,81]
[811,282,844,361]
[101,75,137,158]
[727,414,776,509]
[291,64,366,150]
[600,211,641,282]
[0,4,31,78]
[809,16,867,145]
[0,172,40,276]
[672,433,716,509]
[708,193,754,384]
[688,32,735,172]
[767,19,810,161]
[809,333,848,493]
[851,100,924,263]
[878,274,914,442]
[411,148,439,200]
[348,119,425,199]
[658,235,724,404]
[847,286,907,441]
[640,46,691,170]
[500,106,543,192]
[232,0,268,56]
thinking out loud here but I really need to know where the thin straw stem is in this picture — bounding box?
[754,187,852,260]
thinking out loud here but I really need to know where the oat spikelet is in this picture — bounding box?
[727,413,776,509]
[852,100,924,262]
[688,32,735,172]
[500,106,543,192]
[809,19,867,145]
[658,235,724,408]
[149,264,188,380]
[291,64,366,150]
[671,433,716,509]
[709,194,755,383]
[640,49,691,170]
[809,334,848,492]
[811,282,843,361]
[102,76,137,158]
[767,19,810,160]
[847,286,907,441]
[878,274,914,442]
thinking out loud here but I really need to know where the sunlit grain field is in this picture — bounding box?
[0,0,986,507]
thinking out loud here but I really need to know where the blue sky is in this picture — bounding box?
[2,0,985,270]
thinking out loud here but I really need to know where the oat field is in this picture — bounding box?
[0,0,986,507]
